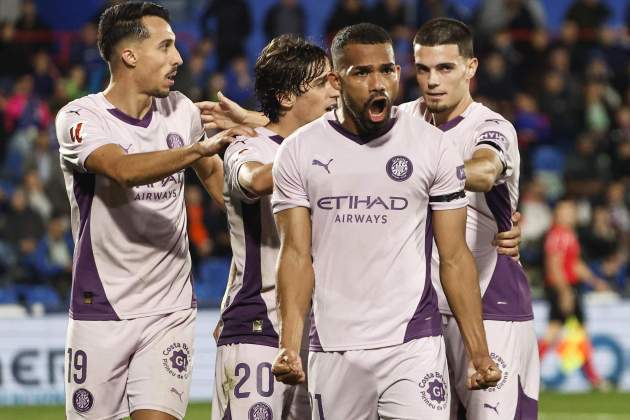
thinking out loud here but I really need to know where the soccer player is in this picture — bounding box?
[271,23,500,419]
[55,3,250,419]
[210,34,338,420]
[539,196,609,390]
[399,18,539,419]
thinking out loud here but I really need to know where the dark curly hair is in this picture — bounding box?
[255,34,329,123]
[97,1,170,62]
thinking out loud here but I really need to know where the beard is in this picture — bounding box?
[342,91,392,137]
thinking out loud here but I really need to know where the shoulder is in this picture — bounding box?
[395,107,443,143]
[397,98,421,115]
[471,103,515,133]
[56,94,104,121]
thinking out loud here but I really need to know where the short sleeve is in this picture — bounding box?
[429,135,468,211]
[55,106,113,172]
[271,138,310,213]
[224,136,266,203]
[185,94,205,143]
[472,119,517,181]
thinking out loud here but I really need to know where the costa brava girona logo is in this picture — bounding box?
[418,371,448,411]
[486,352,509,391]
[72,388,94,413]
[166,132,185,149]
[386,155,413,181]
[162,342,191,380]
[249,402,273,420]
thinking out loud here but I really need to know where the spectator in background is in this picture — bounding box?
[476,50,516,105]
[564,132,610,199]
[325,0,370,40]
[31,50,56,99]
[475,0,545,38]
[0,21,30,87]
[25,213,73,300]
[4,74,51,134]
[566,0,611,44]
[204,72,226,102]
[14,0,51,53]
[264,0,306,42]
[223,56,255,109]
[175,51,209,102]
[69,22,106,93]
[23,128,54,184]
[369,0,409,39]
[520,178,552,265]
[538,71,579,145]
[63,65,87,101]
[513,92,550,151]
[582,80,614,134]
[606,181,630,241]
[185,185,213,264]
[539,196,610,390]
[22,168,52,222]
[200,0,251,69]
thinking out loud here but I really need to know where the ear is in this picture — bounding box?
[466,57,478,80]
[277,92,296,109]
[121,47,137,68]
[328,71,342,91]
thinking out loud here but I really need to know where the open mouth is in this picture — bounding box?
[367,97,388,123]
[166,70,177,85]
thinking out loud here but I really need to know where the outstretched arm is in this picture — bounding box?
[433,207,501,389]
[196,92,269,131]
[271,206,314,385]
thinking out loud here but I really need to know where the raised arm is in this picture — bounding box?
[196,92,269,130]
[271,206,314,385]
[433,207,501,389]
[85,127,250,188]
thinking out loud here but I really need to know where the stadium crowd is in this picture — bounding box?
[0,0,629,312]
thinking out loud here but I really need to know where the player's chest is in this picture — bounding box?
[105,116,190,155]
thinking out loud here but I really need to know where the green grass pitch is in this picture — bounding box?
[2,392,629,419]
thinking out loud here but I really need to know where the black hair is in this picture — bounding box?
[330,23,392,69]
[97,1,170,62]
[413,18,474,58]
[255,34,329,123]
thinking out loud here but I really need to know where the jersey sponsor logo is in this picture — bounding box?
[486,352,509,391]
[419,372,448,411]
[248,401,273,420]
[477,131,508,148]
[162,342,191,380]
[484,401,500,414]
[166,132,185,149]
[69,122,86,143]
[312,158,334,174]
[317,195,408,225]
[386,155,413,182]
[72,388,94,412]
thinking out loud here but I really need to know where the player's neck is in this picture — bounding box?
[103,79,153,120]
[266,113,302,139]
[433,93,473,127]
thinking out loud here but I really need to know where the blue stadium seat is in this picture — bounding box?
[23,285,63,312]
[532,146,565,174]
[195,257,231,307]
[0,286,19,304]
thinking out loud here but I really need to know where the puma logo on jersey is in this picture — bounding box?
[120,144,133,154]
[170,387,184,401]
[67,109,81,116]
[312,158,333,174]
[70,122,85,143]
[484,402,499,414]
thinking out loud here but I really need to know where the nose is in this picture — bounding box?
[368,72,386,93]
[427,69,439,89]
[173,47,183,67]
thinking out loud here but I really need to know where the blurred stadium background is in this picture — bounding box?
[0,0,630,417]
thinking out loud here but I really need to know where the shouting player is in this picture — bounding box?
[55,3,250,419]
[271,23,500,419]
[400,18,539,419]
[210,34,338,420]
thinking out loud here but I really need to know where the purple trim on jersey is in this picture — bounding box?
[483,183,534,320]
[309,311,324,352]
[437,115,464,132]
[107,102,154,128]
[515,376,538,419]
[269,134,284,145]
[217,201,279,346]
[327,117,397,145]
[403,209,442,341]
[70,172,119,321]
[222,401,232,420]
[484,183,511,232]
[482,255,534,321]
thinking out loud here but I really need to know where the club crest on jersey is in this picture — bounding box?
[249,402,273,420]
[162,342,191,379]
[386,155,413,182]
[487,352,509,391]
[69,122,86,143]
[72,388,94,413]
[418,372,448,411]
[166,132,184,149]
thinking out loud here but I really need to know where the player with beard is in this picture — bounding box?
[270,23,500,419]
[55,3,250,419]
[209,34,338,420]
[399,18,539,419]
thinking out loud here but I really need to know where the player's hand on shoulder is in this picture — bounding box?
[197,126,255,156]
[493,211,522,261]
[196,91,248,131]
[272,348,305,385]
[467,356,502,390]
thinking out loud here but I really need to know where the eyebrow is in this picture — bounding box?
[415,62,456,69]
[352,62,395,71]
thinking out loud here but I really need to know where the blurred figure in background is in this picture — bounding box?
[539,196,611,389]
[264,0,306,42]
[200,0,251,69]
